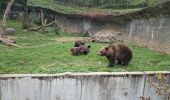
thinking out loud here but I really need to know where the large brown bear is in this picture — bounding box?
[70,45,91,56]
[98,44,132,67]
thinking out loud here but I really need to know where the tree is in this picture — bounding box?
[0,0,14,38]
[0,0,20,47]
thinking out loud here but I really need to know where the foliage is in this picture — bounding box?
[33,16,41,25]
[54,0,167,8]
[28,0,82,14]
[0,0,168,15]
[43,26,60,34]
[27,0,143,14]
[147,74,170,99]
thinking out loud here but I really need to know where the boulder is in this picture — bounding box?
[5,28,16,35]
[9,11,20,20]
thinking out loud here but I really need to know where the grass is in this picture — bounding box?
[28,0,82,14]
[0,20,170,74]
[28,0,143,14]
[27,0,165,15]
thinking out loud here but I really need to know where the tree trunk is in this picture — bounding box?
[0,0,15,38]
[0,0,21,47]
[40,9,46,32]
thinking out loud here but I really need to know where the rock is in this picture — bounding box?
[5,28,16,35]
[23,29,28,32]
[88,31,123,43]
[9,11,20,20]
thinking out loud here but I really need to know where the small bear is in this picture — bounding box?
[98,44,132,67]
[70,45,91,56]
[74,41,85,47]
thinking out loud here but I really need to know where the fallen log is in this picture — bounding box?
[29,20,58,31]
[0,37,21,47]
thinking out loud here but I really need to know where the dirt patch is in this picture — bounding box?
[53,37,89,42]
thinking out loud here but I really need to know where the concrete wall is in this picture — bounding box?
[0,72,170,100]
[56,16,170,54]
[123,17,170,54]
[55,15,122,35]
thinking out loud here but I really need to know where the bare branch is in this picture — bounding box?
[29,20,58,31]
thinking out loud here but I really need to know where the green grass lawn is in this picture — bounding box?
[0,20,170,74]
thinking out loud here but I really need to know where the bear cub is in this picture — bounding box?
[70,45,91,56]
[71,41,90,56]
[98,44,132,67]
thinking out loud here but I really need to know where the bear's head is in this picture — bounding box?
[97,46,108,56]
[97,45,116,56]
[70,47,77,55]
[74,41,85,47]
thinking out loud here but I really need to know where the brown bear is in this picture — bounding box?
[74,41,85,47]
[97,44,117,67]
[116,44,133,66]
[98,44,132,67]
[70,45,91,56]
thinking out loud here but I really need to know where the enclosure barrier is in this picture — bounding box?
[0,72,170,100]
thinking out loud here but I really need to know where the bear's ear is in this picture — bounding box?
[87,45,91,48]
[105,47,108,51]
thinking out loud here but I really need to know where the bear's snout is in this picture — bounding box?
[97,51,104,56]
[97,50,101,56]
[97,52,101,55]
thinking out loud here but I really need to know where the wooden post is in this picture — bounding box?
[40,9,47,32]
[22,0,29,29]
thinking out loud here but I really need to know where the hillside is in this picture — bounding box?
[29,0,165,8]
[27,0,144,14]
[25,0,170,24]
[27,0,170,18]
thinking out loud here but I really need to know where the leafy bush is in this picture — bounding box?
[33,17,41,25]
[43,25,60,34]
